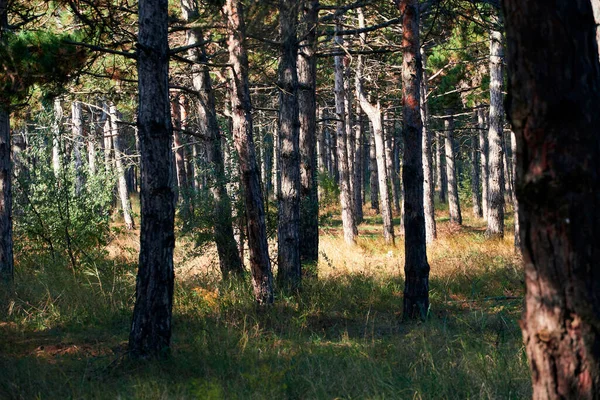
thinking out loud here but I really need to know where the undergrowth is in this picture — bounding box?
[0,202,530,399]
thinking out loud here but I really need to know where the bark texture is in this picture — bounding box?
[277,0,301,288]
[471,123,482,218]
[435,130,446,203]
[71,101,84,194]
[182,0,244,277]
[503,1,600,398]
[400,0,429,320]
[224,0,273,304]
[369,128,379,211]
[0,107,12,283]
[129,0,176,358]
[478,108,488,220]
[486,17,505,238]
[444,117,462,225]
[298,0,319,264]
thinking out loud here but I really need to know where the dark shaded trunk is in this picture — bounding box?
[486,16,505,238]
[224,0,273,304]
[334,22,357,245]
[277,0,301,289]
[445,116,462,225]
[503,0,600,397]
[298,0,319,264]
[182,0,244,277]
[0,107,12,283]
[400,0,429,320]
[129,0,176,359]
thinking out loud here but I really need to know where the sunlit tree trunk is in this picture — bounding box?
[129,0,176,359]
[420,50,436,243]
[400,0,429,320]
[334,22,357,245]
[171,97,188,202]
[353,103,364,223]
[52,98,62,177]
[435,130,446,203]
[486,15,505,238]
[298,0,319,264]
[71,101,84,194]
[504,0,600,397]
[369,128,379,211]
[445,116,462,225]
[471,121,482,218]
[224,0,273,304]
[110,105,134,230]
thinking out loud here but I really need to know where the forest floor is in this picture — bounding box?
[0,200,531,399]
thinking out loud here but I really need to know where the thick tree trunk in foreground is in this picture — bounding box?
[181,0,243,277]
[478,108,488,220]
[0,107,12,283]
[420,50,436,243]
[504,1,600,398]
[111,105,134,230]
[486,17,505,238]
[445,116,462,225]
[298,0,319,264]
[277,0,301,289]
[129,0,176,358]
[400,0,429,320]
[334,23,357,245]
[224,0,273,304]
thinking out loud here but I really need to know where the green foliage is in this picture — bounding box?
[0,30,87,104]
[13,110,115,270]
[317,171,340,208]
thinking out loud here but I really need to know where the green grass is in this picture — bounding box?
[0,201,530,399]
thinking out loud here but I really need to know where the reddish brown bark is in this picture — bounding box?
[503,0,600,397]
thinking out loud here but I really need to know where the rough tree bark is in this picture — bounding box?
[110,105,134,230]
[334,22,357,245]
[277,0,301,288]
[181,0,244,277]
[224,0,273,304]
[444,116,462,225]
[369,127,379,211]
[420,49,436,243]
[510,130,519,251]
[129,0,176,358]
[353,103,364,223]
[0,106,12,283]
[298,0,319,264]
[400,0,429,320]
[503,0,600,397]
[486,15,505,238]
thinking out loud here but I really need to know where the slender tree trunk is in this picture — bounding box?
[298,0,319,264]
[317,107,327,174]
[87,105,98,177]
[345,66,356,223]
[400,0,429,320]
[71,101,84,194]
[504,1,600,397]
[353,104,364,223]
[471,127,482,218]
[486,15,505,238]
[369,127,379,211]
[420,50,436,243]
[102,103,113,174]
[129,0,176,359]
[224,0,273,304]
[510,130,519,251]
[355,14,392,242]
[502,133,514,203]
[444,116,462,225]
[0,107,12,283]
[171,97,188,202]
[478,107,488,220]
[277,0,301,288]
[111,105,134,230]
[334,22,357,245]
[182,0,243,277]
[435,130,447,203]
[384,113,399,215]
[52,98,62,177]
